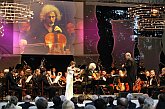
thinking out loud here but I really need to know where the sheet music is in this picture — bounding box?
[26,75,33,83]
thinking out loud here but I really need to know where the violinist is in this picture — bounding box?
[159,67,165,86]
[65,61,76,100]
[32,69,43,98]
[0,70,5,78]
[149,70,158,86]
[5,68,22,101]
[51,67,57,76]
[17,70,26,87]
[42,70,56,101]
[148,70,158,97]
[84,63,97,94]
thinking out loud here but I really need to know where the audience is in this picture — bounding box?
[1,95,11,109]
[2,90,165,109]
[94,98,107,109]
[71,97,79,109]
[116,97,128,109]
[107,96,116,109]
[18,95,35,109]
[3,96,22,109]
[35,97,48,109]
[84,105,96,109]
[85,95,98,106]
[60,95,66,102]
[101,97,111,109]
[136,96,146,109]
[77,95,85,108]
[62,100,75,109]
[126,93,136,109]
[49,96,62,109]
[143,97,154,109]
[155,93,165,109]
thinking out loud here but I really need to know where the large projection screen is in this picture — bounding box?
[13,1,84,55]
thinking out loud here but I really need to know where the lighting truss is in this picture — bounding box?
[128,4,165,31]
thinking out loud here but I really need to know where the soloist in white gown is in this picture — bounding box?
[65,66,74,100]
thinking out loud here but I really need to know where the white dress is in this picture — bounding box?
[65,66,74,100]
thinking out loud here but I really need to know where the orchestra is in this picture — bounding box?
[0,61,165,101]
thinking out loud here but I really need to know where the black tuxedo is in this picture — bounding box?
[5,72,22,101]
[42,75,56,100]
[32,75,42,98]
[125,58,136,92]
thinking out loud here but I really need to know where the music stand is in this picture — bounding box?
[93,80,106,95]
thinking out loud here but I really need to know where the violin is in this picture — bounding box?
[133,78,142,92]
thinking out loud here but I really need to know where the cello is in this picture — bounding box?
[45,33,67,54]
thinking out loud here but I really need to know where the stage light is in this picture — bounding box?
[0,22,4,37]
[128,4,165,31]
[0,2,34,23]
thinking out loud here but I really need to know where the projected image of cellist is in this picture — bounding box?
[23,4,67,54]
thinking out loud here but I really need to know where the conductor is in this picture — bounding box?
[122,52,137,92]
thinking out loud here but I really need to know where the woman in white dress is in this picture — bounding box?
[65,61,76,100]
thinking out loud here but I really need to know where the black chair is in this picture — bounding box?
[6,80,16,96]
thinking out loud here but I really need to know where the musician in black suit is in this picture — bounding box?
[42,70,56,101]
[32,69,43,98]
[159,67,165,86]
[122,52,137,92]
[5,69,22,101]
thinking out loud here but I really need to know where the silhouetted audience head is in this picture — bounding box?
[156,93,165,109]
[114,105,126,109]
[91,95,98,101]
[78,95,84,104]
[126,93,133,101]
[84,105,96,109]
[60,95,66,102]
[5,95,11,102]
[108,96,114,105]
[117,97,128,108]
[62,100,75,109]
[9,96,18,105]
[24,95,32,102]
[4,96,19,109]
[35,97,48,109]
[94,98,107,109]
[71,97,78,104]
[102,97,109,105]
[158,93,165,102]
[138,96,146,106]
[52,96,62,106]
[143,97,154,109]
